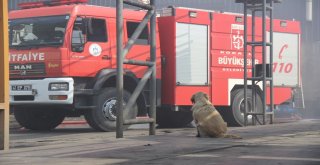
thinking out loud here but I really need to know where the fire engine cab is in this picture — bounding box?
[9,0,301,131]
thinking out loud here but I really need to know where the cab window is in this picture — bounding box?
[71,17,107,52]
[126,21,149,45]
[87,18,107,42]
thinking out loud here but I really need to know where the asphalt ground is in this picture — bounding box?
[1,117,320,165]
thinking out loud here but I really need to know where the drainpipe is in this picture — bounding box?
[306,0,312,21]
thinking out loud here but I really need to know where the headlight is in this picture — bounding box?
[49,82,69,91]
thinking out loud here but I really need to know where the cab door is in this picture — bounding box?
[69,16,111,77]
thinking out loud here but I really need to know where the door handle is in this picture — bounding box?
[102,55,111,60]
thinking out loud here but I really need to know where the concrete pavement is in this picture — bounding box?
[1,119,320,165]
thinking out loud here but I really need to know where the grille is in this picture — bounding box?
[10,62,46,77]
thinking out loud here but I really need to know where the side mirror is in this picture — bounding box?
[72,17,86,52]
[85,18,94,35]
[71,30,85,52]
[74,17,86,34]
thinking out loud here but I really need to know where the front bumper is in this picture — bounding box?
[10,78,74,105]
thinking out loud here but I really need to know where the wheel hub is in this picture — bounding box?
[102,98,117,121]
[239,98,253,119]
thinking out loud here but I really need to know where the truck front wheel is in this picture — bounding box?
[13,107,66,130]
[84,87,138,132]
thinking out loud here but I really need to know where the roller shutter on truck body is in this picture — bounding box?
[175,22,209,85]
[268,19,301,87]
[268,32,300,87]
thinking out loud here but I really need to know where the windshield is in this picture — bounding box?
[9,15,70,48]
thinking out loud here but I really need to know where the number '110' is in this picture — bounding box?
[273,62,293,73]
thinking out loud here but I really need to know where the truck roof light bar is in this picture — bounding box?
[189,11,197,18]
[18,0,88,9]
[280,21,287,27]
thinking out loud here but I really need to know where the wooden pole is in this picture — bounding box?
[0,0,9,150]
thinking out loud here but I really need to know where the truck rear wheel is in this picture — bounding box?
[84,87,138,132]
[13,107,65,130]
[156,108,193,128]
[227,89,263,126]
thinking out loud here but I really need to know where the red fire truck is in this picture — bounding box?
[8,0,301,131]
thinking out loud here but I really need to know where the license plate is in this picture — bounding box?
[11,85,32,91]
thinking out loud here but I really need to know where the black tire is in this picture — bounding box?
[13,107,65,131]
[227,89,263,126]
[156,107,193,128]
[84,87,138,132]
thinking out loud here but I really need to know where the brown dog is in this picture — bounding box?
[191,92,227,138]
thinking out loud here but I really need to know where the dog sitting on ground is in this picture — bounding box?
[191,92,241,139]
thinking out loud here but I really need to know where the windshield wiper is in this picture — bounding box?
[39,42,63,47]
[10,44,39,50]
[10,42,62,49]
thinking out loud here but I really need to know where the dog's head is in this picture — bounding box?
[191,92,210,105]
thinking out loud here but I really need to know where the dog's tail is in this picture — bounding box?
[223,134,242,139]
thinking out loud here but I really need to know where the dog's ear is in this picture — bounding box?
[191,94,195,104]
[204,93,209,100]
